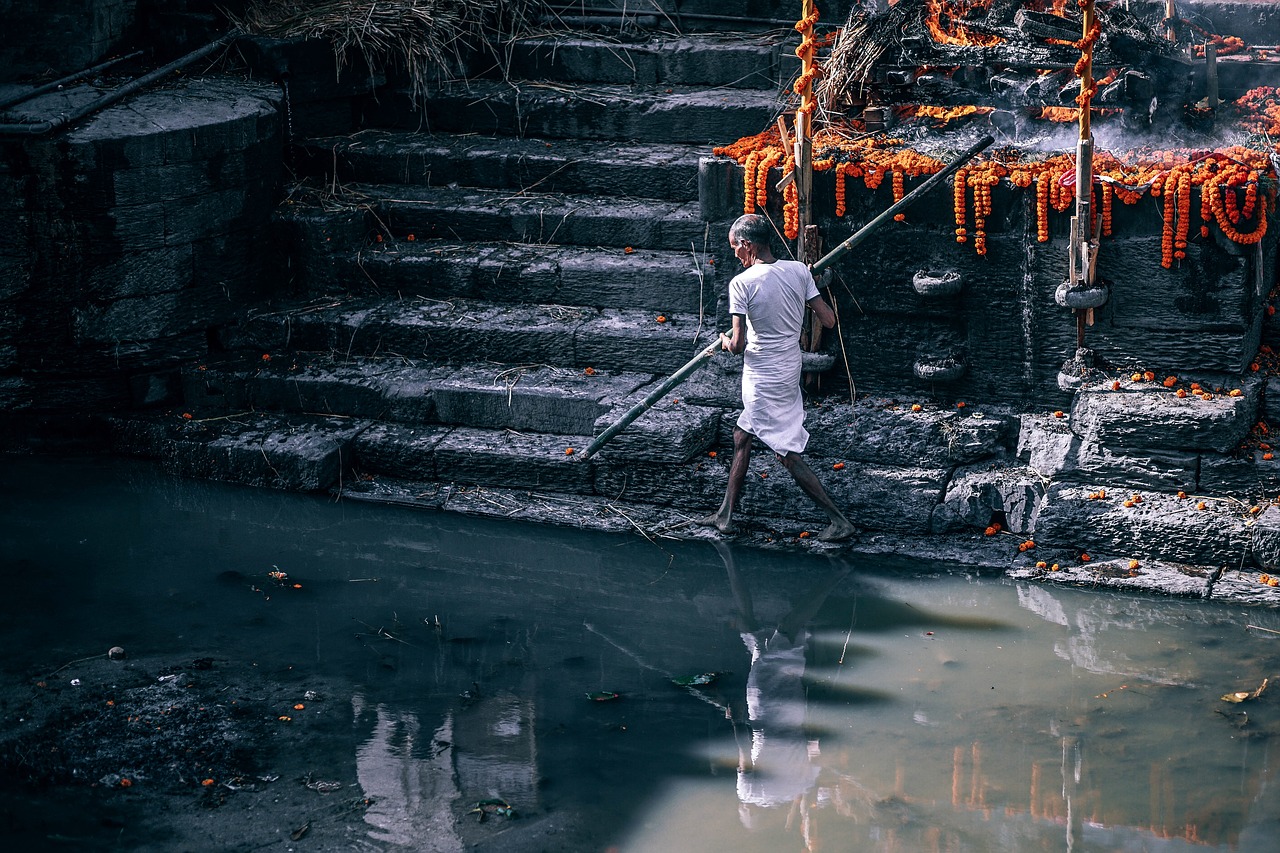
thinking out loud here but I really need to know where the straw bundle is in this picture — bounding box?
[236,0,538,102]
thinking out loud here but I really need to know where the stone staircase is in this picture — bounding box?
[105,19,836,531]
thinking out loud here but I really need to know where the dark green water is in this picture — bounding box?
[2,455,1278,852]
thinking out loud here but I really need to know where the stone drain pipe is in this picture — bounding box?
[0,33,235,136]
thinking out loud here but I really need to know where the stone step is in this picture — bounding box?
[360,80,784,145]
[291,133,703,202]
[357,183,707,252]
[181,354,654,436]
[494,33,792,90]
[276,213,717,311]
[224,296,720,376]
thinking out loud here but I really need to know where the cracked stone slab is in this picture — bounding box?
[352,422,453,481]
[1009,559,1213,598]
[931,463,1045,535]
[1069,373,1261,452]
[592,389,719,462]
[367,183,704,252]
[433,364,651,435]
[806,399,1013,467]
[434,427,596,495]
[105,411,369,491]
[1208,567,1280,605]
[1033,484,1253,566]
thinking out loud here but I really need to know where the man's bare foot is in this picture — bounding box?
[695,513,737,535]
[818,519,857,542]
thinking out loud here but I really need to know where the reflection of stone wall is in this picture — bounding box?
[0,0,137,81]
[0,76,281,417]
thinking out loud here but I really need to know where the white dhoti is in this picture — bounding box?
[729,259,817,456]
[738,347,807,455]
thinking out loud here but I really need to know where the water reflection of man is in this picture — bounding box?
[715,541,850,848]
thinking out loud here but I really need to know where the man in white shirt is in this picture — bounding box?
[698,214,855,542]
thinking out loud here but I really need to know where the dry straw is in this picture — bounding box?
[235,0,539,103]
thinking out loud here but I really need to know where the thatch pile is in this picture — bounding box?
[235,0,540,101]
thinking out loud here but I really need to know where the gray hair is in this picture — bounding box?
[729,214,772,249]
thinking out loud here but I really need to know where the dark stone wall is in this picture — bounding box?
[701,162,1280,410]
[0,76,282,420]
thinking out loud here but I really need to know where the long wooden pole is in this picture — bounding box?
[1074,0,1098,348]
[580,336,724,459]
[810,135,995,275]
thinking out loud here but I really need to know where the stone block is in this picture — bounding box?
[1266,376,1280,426]
[699,156,745,223]
[107,412,367,491]
[1011,559,1212,598]
[593,391,719,462]
[1198,451,1280,499]
[1032,483,1253,565]
[352,422,450,480]
[575,310,713,374]
[931,464,1045,535]
[434,427,596,494]
[1069,374,1260,452]
[433,364,647,434]
[1208,567,1280,606]
[593,458,729,512]
[806,399,1012,467]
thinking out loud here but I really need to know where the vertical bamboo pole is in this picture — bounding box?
[1074,0,1097,349]
[796,0,817,263]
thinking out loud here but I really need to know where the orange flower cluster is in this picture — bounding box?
[895,104,993,127]
[1193,34,1247,58]
[714,87,1280,253]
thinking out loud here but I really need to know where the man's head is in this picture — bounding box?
[728,214,774,267]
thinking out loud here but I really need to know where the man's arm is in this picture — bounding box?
[721,313,747,354]
[806,294,836,329]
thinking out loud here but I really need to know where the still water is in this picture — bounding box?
[2,455,1279,852]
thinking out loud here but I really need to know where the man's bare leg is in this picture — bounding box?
[779,452,857,541]
[697,427,754,534]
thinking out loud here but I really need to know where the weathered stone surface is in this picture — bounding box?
[434,427,595,494]
[1244,506,1280,572]
[593,458,728,512]
[1033,484,1253,565]
[1208,567,1280,606]
[680,360,742,409]
[1069,375,1260,452]
[1023,410,1200,490]
[434,364,649,434]
[506,35,782,89]
[593,391,719,462]
[576,310,715,374]
[352,422,450,480]
[1265,376,1280,426]
[296,134,703,202]
[1010,558,1212,598]
[931,464,1045,535]
[371,81,781,146]
[806,399,1012,467]
[1197,451,1280,499]
[106,412,368,491]
[369,183,705,252]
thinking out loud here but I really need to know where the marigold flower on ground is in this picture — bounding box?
[1129,559,1140,570]
[1081,553,1091,562]
[911,403,922,412]
[832,462,845,470]
[565,447,574,455]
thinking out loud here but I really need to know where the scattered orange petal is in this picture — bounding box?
[1036,561,1048,569]
[584,367,596,375]
[1131,373,1143,382]
[798,531,811,538]
[1080,553,1091,562]
[708,451,717,458]
[294,703,305,710]
[120,778,132,788]
[957,401,966,409]
[1176,388,1187,398]
[1266,452,1275,461]
[278,715,292,722]
[1129,559,1140,570]
[1143,371,1155,381]
[624,246,634,254]
[406,234,415,241]
[1162,376,1177,387]
[1110,380,1121,390]
[202,778,215,786]
[1176,490,1187,499]
[832,462,845,470]
[1197,501,1208,510]
[1230,389,1243,397]
[565,447,574,455]
[1053,410,1064,418]
[182,412,193,420]
[911,403,922,412]
[262,353,271,362]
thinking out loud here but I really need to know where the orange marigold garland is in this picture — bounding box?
[954,167,968,244]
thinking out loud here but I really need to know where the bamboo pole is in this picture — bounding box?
[1074,0,1098,348]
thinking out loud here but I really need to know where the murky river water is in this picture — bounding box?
[2,455,1279,852]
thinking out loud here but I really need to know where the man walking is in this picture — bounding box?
[698,214,856,542]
